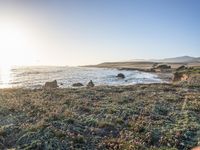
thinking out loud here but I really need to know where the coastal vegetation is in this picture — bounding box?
[0,73,199,149]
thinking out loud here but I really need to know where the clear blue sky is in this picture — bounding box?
[0,0,199,66]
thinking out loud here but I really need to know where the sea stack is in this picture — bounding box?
[87,80,95,87]
[44,80,59,88]
[116,73,125,79]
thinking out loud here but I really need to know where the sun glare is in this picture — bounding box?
[0,21,36,67]
[0,65,11,88]
[0,21,36,87]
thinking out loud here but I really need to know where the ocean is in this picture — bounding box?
[0,66,162,88]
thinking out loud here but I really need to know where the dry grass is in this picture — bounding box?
[0,83,199,149]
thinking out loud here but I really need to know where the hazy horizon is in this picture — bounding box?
[0,0,199,67]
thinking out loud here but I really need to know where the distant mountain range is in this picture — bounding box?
[131,56,200,63]
[85,56,200,69]
[152,56,200,63]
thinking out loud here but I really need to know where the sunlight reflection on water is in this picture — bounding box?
[0,66,11,88]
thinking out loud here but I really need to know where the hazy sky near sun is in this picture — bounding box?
[0,0,199,66]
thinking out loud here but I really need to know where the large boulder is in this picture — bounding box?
[176,65,187,71]
[156,64,171,69]
[173,72,189,82]
[44,80,58,88]
[155,64,171,73]
[87,80,95,87]
[116,73,125,79]
[173,68,200,85]
[72,83,84,87]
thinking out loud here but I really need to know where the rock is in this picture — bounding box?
[173,72,189,82]
[156,64,171,69]
[72,83,84,87]
[176,65,187,71]
[44,80,58,88]
[116,73,125,79]
[87,80,94,87]
[155,65,171,73]
[152,63,159,68]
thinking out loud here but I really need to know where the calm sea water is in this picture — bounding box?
[0,66,162,88]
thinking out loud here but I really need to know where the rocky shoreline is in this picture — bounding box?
[85,62,200,83]
[0,66,199,149]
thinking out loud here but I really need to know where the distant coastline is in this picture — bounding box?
[83,56,200,82]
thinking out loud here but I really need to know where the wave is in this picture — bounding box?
[0,66,163,88]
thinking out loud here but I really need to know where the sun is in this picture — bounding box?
[0,21,36,68]
[0,21,37,87]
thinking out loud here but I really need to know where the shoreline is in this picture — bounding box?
[0,66,169,89]
[116,67,174,82]
[83,66,174,83]
[0,82,172,90]
[83,61,200,82]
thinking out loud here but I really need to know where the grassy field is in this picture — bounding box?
[0,83,199,149]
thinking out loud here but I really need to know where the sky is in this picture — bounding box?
[0,0,199,66]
